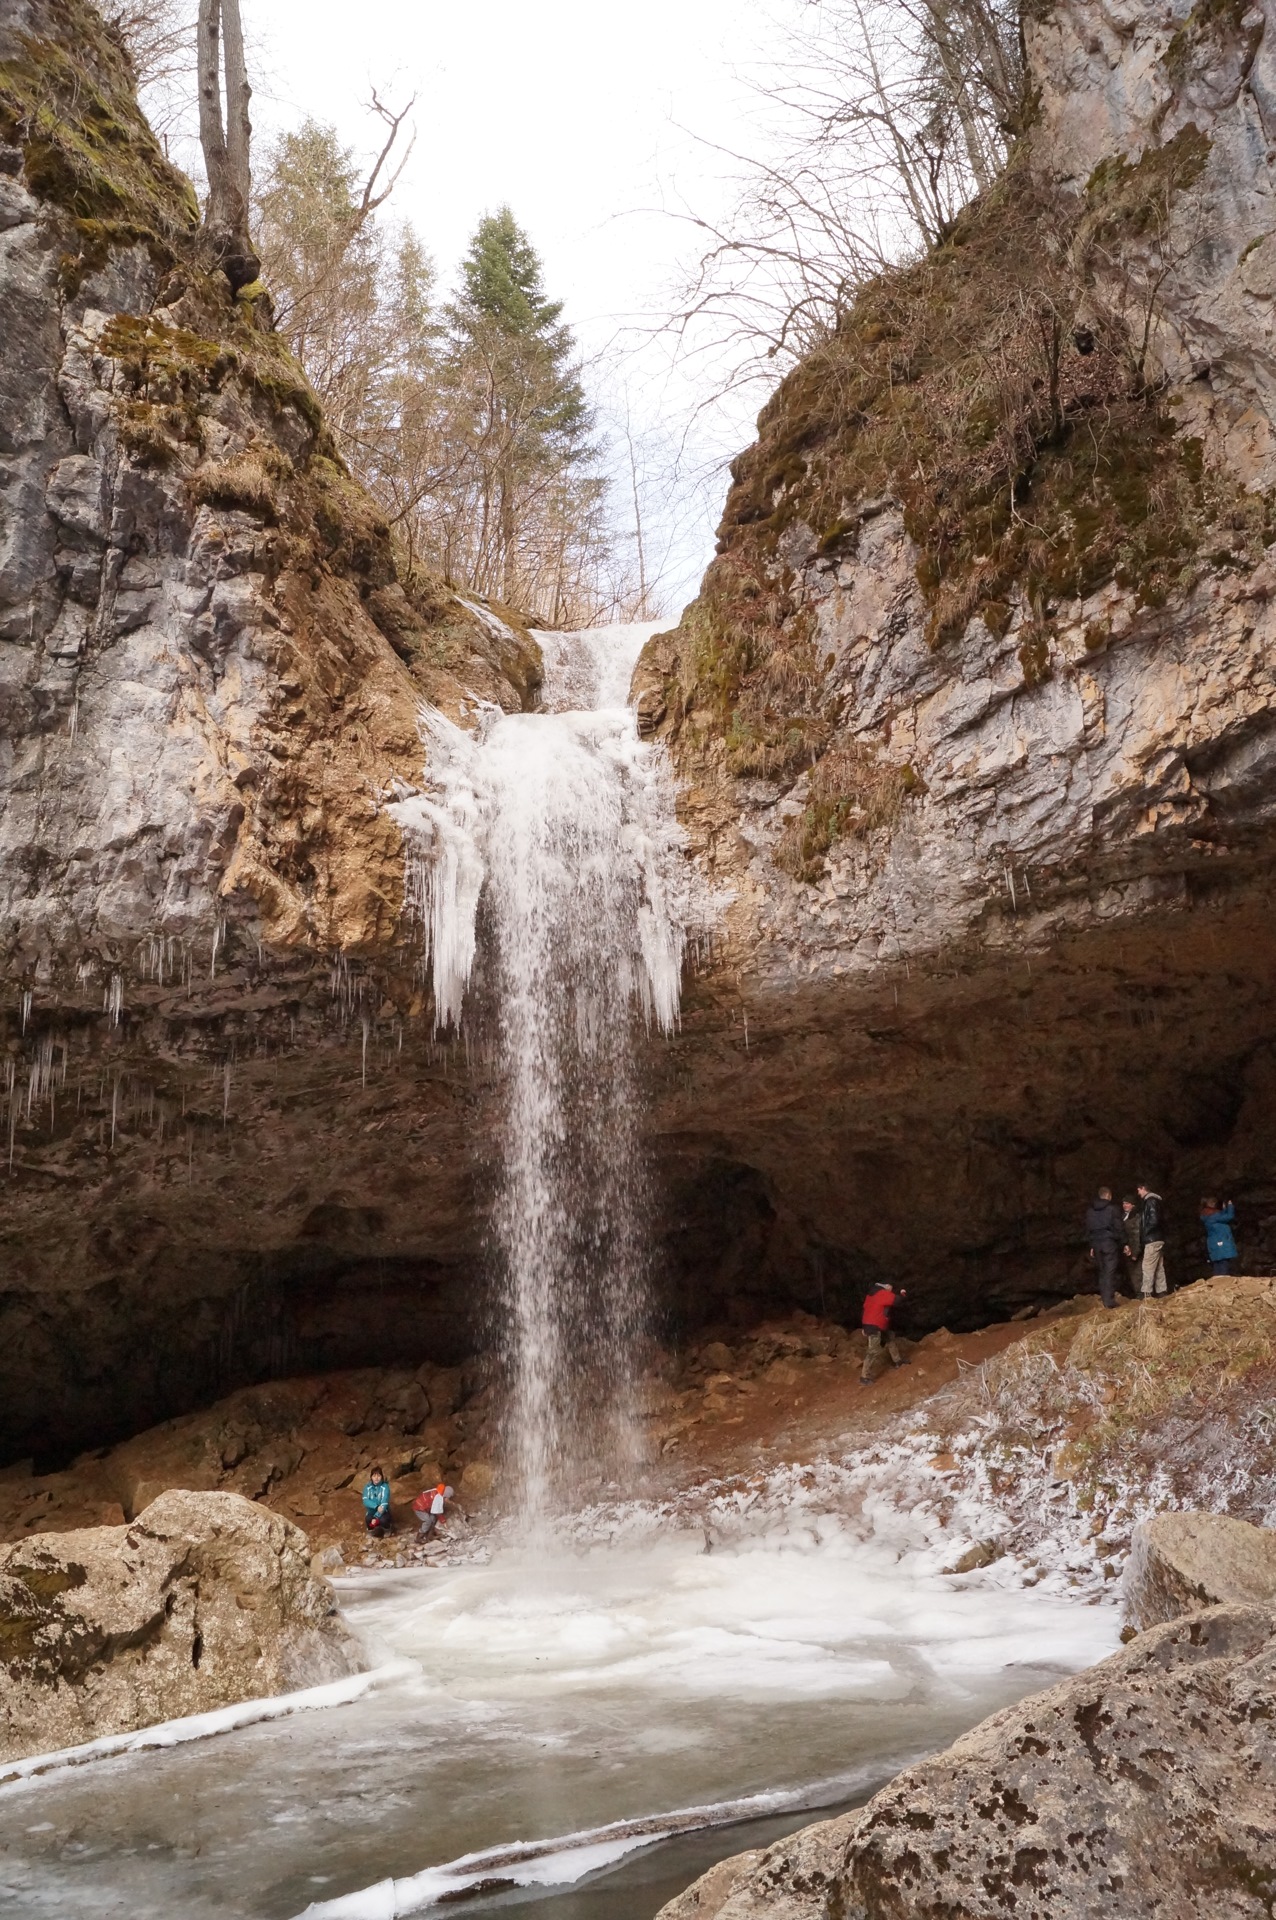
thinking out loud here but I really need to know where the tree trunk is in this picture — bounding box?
[220,0,252,212]
[196,0,259,289]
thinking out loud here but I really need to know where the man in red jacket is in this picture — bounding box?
[861,1281,907,1385]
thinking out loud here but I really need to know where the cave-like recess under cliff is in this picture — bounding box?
[4,0,1276,1466]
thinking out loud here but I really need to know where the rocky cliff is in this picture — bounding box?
[638,0,1276,1330]
[0,0,539,1461]
[4,0,1276,1467]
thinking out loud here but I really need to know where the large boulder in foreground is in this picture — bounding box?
[0,1489,363,1762]
[659,1606,1276,1920]
[1124,1511,1276,1631]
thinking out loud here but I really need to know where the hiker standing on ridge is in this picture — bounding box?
[1200,1196,1238,1276]
[861,1281,907,1385]
[1121,1194,1143,1296]
[1137,1182,1169,1298]
[1085,1186,1124,1310]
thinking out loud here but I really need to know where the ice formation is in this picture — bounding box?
[390,624,688,1512]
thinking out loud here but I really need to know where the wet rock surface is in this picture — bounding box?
[661,1606,1276,1920]
[0,1488,362,1763]
[1124,1509,1276,1630]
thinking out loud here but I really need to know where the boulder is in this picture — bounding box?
[657,1847,764,1920]
[459,1460,496,1504]
[1124,1511,1276,1631]
[0,1489,363,1763]
[658,1607,1276,1920]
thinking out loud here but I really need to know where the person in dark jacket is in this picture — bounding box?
[860,1282,907,1384]
[1200,1197,1238,1275]
[1121,1195,1143,1295]
[1084,1187,1123,1309]
[1136,1183,1168,1297]
[362,1466,392,1536]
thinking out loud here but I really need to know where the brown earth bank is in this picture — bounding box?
[5,1275,1274,1578]
[3,0,1276,1470]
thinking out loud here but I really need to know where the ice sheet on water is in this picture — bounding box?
[0,1661,406,1794]
[338,1506,1119,1719]
[294,1776,891,1920]
[0,1448,1122,1920]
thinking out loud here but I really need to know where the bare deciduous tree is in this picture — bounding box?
[196,0,258,286]
[667,0,1026,389]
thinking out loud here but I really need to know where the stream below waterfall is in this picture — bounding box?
[0,627,1121,1916]
[0,1523,1119,1920]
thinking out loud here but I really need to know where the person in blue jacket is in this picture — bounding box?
[1200,1197,1238,1276]
[362,1466,392,1536]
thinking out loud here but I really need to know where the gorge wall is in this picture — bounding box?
[3,0,1276,1465]
[0,0,539,1461]
[637,0,1276,1332]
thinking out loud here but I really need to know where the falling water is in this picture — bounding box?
[392,622,684,1514]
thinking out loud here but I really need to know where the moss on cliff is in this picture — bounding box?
[0,0,198,277]
[777,745,922,884]
[658,129,1274,879]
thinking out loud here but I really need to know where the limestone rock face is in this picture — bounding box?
[659,1606,1276,1920]
[0,2,538,1460]
[1124,1509,1276,1629]
[0,1488,363,1762]
[634,0,1276,1330]
[1028,0,1276,491]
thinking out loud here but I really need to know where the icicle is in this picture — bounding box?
[104,973,123,1025]
[386,623,708,1517]
[360,1015,369,1087]
[20,989,31,1033]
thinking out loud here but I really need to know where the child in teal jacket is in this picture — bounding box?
[362,1466,392,1534]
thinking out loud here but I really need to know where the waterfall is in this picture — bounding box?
[392,622,685,1515]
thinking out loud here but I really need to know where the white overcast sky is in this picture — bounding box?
[156,0,805,617]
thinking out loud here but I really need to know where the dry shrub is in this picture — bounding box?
[776,741,921,882]
[939,1277,1276,1511]
[191,442,293,521]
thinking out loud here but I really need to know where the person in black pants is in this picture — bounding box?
[1085,1186,1124,1309]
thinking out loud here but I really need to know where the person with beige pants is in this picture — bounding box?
[1137,1183,1168,1297]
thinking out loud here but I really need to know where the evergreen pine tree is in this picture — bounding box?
[444,209,595,601]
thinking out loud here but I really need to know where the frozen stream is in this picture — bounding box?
[0,1523,1118,1919]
